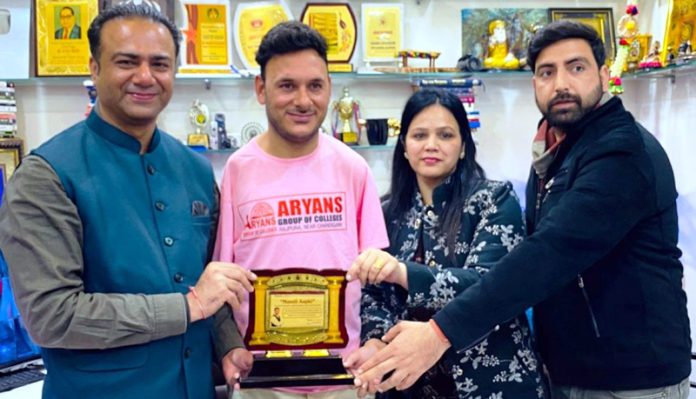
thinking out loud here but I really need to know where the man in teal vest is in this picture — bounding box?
[0,4,255,398]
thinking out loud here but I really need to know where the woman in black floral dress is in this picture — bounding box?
[345,89,547,399]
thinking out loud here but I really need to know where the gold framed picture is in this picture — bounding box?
[0,138,23,180]
[661,0,696,64]
[35,0,99,76]
[549,8,616,63]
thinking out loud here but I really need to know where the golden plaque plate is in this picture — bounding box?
[241,268,352,388]
[301,3,357,71]
[233,2,292,70]
[245,268,347,351]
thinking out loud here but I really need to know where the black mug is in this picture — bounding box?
[366,118,389,145]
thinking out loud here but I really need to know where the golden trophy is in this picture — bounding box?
[187,99,210,148]
[330,87,361,146]
[239,268,352,388]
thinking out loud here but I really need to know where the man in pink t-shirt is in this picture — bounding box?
[214,21,388,399]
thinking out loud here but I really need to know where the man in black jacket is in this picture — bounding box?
[353,21,691,398]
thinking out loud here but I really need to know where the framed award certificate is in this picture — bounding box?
[233,1,292,70]
[301,3,357,72]
[35,0,98,76]
[178,0,234,75]
[361,3,403,62]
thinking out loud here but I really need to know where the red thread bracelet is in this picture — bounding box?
[429,319,450,345]
[188,286,206,320]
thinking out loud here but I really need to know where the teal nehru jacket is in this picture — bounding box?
[31,111,216,399]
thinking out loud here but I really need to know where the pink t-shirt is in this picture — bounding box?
[214,134,389,391]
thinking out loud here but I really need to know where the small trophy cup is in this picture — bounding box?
[331,87,360,145]
[187,99,210,148]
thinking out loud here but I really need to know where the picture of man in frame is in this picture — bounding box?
[55,6,81,40]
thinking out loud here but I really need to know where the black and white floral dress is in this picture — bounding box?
[361,179,547,399]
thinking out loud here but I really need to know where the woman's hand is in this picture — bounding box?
[342,339,387,398]
[346,248,407,288]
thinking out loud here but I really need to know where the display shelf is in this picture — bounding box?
[625,57,696,83]
[13,61,693,88]
[8,70,532,88]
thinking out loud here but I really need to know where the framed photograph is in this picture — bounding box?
[99,0,175,22]
[460,8,548,67]
[0,138,22,181]
[549,8,615,63]
[35,0,99,76]
[661,0,696,64]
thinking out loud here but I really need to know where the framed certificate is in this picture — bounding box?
[178,0,234,75]
[361,3,403,62]
[35,0,98,76]
[233,1,292,70]
[99,0,175,22]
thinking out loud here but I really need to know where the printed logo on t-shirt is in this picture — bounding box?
[239,192,347,240]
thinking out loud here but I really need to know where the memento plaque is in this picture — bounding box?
[301,3,357,72]
[239,268,353,388]
[233,1,291,70]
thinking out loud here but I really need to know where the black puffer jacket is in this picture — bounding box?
[433,96,690,390]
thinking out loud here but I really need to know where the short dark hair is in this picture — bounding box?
[61,6,75,16]
[385,89,485,258]
[527,20,606,72]
[255,21,328,79]
[87,3,181,61]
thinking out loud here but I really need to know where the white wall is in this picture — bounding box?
[6,0,696,389]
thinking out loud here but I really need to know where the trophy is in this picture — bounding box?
[187,99,210,148]
[82,80,97,117]
[330,87,361,146]
[239,268,353,388]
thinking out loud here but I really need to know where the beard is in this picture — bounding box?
[538,83,604,130]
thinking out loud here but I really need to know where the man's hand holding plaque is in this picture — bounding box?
[186,261,257,322]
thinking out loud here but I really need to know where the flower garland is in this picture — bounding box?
[609,4,639,95]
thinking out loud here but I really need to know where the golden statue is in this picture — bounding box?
[483,19,520,70]
[331,87,361,145]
